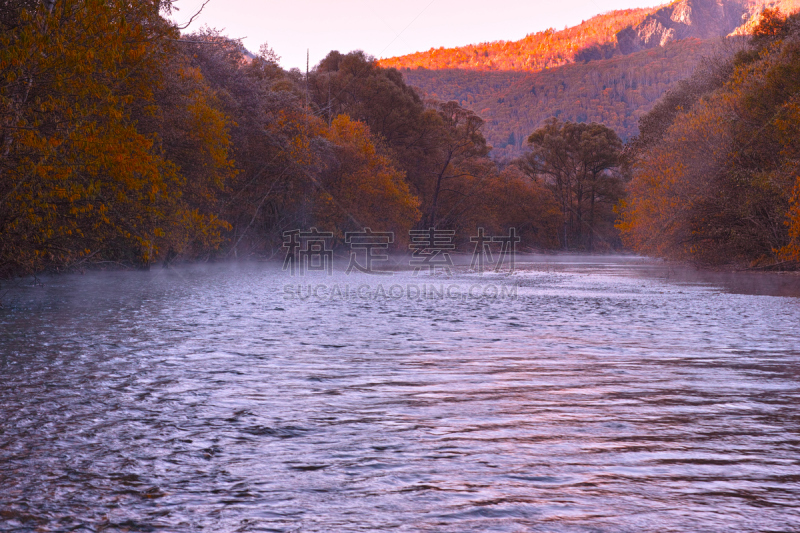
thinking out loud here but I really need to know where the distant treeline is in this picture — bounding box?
[618,9,800,268]
[0,0,580,277]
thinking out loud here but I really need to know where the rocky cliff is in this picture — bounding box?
[616,0,799,53]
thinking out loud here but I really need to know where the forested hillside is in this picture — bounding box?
[382,0,800,155]
[381,0,800,72]
[402,38,718,158]
[618,9,800,267]
[380,8,658,72]
[5,1,798,275]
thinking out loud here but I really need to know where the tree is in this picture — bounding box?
[467,165,562,250]
[177,29,315,256]
[519,119,624,250]
[315,115,420,239]
[309,53,495,233]
[1,14,574,279]
[0,0,232,275]
[0,0,39,29]
[424,101,490,227]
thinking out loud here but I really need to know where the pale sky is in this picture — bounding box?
[173,0,663,71]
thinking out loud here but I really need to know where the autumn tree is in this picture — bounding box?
[1,8,574,278]
[315,115,420,239]
[458,165,562,250]
[176,29,321,256]
[0,0,233,276]
[310,52,568,244]
[310,51,441,202]
[423,101,491,228]
[619,9,800,266]
[0,0,39,29]
[309,52,496,232]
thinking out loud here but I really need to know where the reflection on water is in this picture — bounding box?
[1,257,799,532]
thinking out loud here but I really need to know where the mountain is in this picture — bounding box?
[379,0,800,157]
[382,0,800,71]
[615,0,800,52]
[379,7,659,72]
[401,38,716,158]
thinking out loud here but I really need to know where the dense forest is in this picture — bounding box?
[618,8,800,267]
[3,1,797,276]
[0,0,577,278]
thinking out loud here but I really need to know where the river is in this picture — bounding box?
[1,256,799,532]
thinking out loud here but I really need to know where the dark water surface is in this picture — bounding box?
[1,257,799,532]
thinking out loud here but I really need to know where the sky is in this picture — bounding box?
[172,0,664,71]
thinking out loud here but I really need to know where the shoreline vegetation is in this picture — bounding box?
[1,1,799,281]
[618,9,800,269]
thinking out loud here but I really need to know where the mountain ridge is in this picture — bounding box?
[380,0,800,72]
[378,7,660,72]
[402,38,716,157]
[378,0,800,157]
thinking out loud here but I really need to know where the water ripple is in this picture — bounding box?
[1,258,799,532]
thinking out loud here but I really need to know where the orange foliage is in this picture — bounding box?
[784,176,800,262]
[620,9,800,266]
[380,8,656,72]
[317,115,421,239]
[399,39,717,156]
[0,0,233,274]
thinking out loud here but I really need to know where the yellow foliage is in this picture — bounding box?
[0,0,235,275]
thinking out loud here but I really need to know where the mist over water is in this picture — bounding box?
[1,256,799,532]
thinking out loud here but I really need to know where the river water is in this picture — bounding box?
[1,256,799,532]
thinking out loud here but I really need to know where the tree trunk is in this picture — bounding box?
[588,179,596,252]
